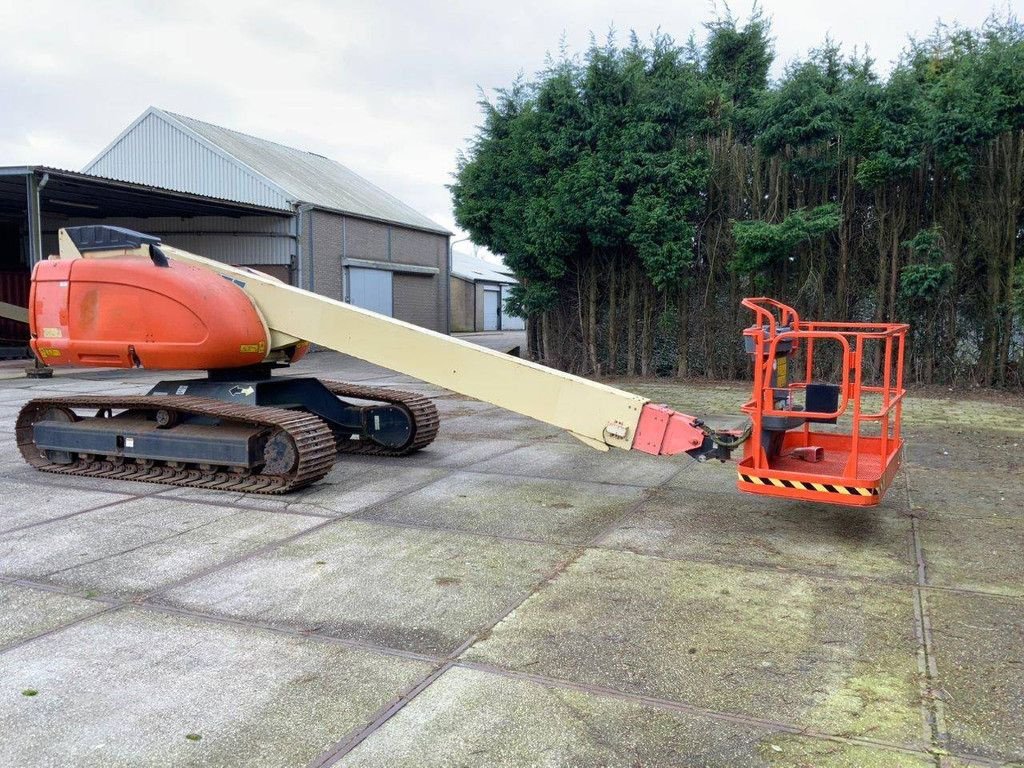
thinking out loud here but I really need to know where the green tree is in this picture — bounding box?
[452,11,1024,386]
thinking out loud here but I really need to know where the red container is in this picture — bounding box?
[0,271,30,342]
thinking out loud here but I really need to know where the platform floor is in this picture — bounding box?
[0,353,1020,766]
[766,446,884,482]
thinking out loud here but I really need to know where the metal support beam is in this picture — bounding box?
[341,258,438,276]
[25,173,43,267]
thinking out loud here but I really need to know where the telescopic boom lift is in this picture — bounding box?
[9,226,906,506]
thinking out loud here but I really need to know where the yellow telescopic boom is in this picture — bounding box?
[157,243,709,455]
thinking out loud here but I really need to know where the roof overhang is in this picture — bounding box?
[450,271,516,284]
[0,166,292,220]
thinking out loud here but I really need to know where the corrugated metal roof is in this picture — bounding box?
[451,251,517,284]
[160,110,449,235]
[85,111,291,211]
[0,165,289,219]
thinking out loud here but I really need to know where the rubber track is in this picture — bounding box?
[319,380,439,456]
[15,395,336,494]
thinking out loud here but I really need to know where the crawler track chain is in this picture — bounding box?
[16,395,336,494]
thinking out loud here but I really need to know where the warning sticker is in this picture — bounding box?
[775,356,787,387]
[42,327,62,338]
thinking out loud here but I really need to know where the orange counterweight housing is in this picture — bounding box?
[30,257,271,370]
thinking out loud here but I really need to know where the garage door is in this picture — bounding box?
[483,289,500,331]
[501,285,525,330]
[348,267,392,316]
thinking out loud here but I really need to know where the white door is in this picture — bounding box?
[483,289,500,331]
[500,284,525,330]
[348,267,392,316]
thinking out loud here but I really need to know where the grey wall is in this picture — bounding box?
[309,209,449,332]
[343,217,389,261]
[40,214,294,270]
[449,276,475,332]
[394,273,440,329]
[309,209,342,299]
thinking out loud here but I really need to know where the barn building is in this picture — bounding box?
[0,165,296,351]
[85,108,451,331]
[449,251,524,332]
[0,106,451,348]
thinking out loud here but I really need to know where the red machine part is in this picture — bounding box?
[631,403,708,456]
[30,257,271,370]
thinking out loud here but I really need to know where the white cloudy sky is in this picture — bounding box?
[0,0,1011,258]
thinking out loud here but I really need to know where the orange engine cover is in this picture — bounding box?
[30,257,270,370]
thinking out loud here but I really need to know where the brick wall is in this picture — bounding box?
[394,273,440,330]
[343,217,389,261]
[310,210,343,300]
[308,209,449,332]
[391,227,445,268]
[449,276,475,332]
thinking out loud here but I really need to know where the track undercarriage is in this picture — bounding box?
[15,374,439,494]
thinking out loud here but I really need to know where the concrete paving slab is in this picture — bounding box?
[667,456,749,492]
[441,409,566,442]
[909,467,1024,518]
[26,379,147,394]
[901,397,1024,434]
[925,590,1024,763]
[466,549,924,746]
[5,462,175,496]
[0,404,21,432]
[0,437,23,460]
[666,459,913,522]
[0,387,63,404]
[160,465,448,517]
[0,477,131,534]
[0,607,433,768]
[0,496,322,596]
[472,440,682,486]
[403,437,527,468]
[0,583,105,648]
[330,437,527,472]
[339,666,934,768]
[903,428,1021,474]
[599,485,916,582]
[0,357,1019,763]
[752,736,938,767]
[431,398,502,420]
[919,512,1024,596]
[294,351,396,380]
[358,471,647,544]
[0,444,21,470]
[157,519,572,655]
[452,330,527,354]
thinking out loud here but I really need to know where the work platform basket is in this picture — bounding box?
[737,298,908,506]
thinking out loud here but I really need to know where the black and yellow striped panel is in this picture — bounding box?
[738,473,879,497]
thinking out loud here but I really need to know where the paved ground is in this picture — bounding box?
[0,352,1020,767]
[452,330,527,355]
